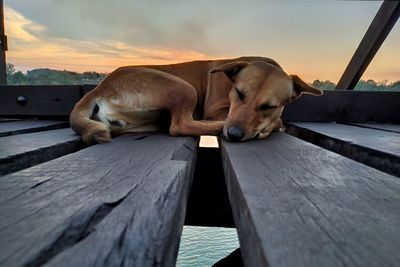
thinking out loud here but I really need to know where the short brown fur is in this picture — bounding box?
[70,56,322,143]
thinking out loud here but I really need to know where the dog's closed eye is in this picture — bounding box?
[259,104,277,111]
[236,87,245,101]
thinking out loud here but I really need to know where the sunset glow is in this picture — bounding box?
[5,6,208,73]
[4,1,400,83]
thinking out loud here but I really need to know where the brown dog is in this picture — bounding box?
[70,56,322,143]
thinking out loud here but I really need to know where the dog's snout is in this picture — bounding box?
[227,126,245,141]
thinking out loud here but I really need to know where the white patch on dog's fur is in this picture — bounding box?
[92,101,127,128]
[94,98,164,133]
[93,101,112,125]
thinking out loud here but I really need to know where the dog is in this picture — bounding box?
[70,56,322,144]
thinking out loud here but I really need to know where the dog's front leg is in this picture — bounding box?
[169,115,224,137]
[167,87,224,136]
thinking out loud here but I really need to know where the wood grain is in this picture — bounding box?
[0,128,83,176]
[1,86,400,123]
[346,123,400,134]
[0,85,80,118]
[286,122,400,177]
[282,90,400,123]
[0,120,69,137]
[221,133,400,267]
[0,133,197,267]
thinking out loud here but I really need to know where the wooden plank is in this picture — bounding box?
[0,118,19,123]
[0,85,80,118]
[81,84,96,95]
[336,1,400,89]
[0,85,399,122]
[0,128,83,176]
[221,133,400,267]
[0,133,197,267]
[282,90,400,123]
[346,123,400,134]
[0,120,69,137]
[286,122,400,177]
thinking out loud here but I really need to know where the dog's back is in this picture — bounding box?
[70,56,285,143]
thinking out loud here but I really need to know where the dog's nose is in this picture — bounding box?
[227,126,244,141]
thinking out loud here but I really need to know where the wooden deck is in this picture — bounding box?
[221,132,400,267]
[0,125,197,266]
[0,88,400,267]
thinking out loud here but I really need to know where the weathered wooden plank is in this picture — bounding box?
[0,85,80,118]
[0,120,69,137]
[282,90,400,123]
[1,85,399,122]
[221,133,400,267]
[0,133,197,267]
[286,122,400,177]
[0,118,19,122]
[0,128,83,175]
[346,123,400,134]
[81,83,96,95]
[336,1,400,90]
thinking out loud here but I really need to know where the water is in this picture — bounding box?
[176,226,240,267]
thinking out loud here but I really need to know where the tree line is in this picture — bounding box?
[312,79,400,91]
[6,64,106,85]
[6,63,400,90]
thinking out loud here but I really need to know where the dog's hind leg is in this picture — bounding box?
[70,91,112,144]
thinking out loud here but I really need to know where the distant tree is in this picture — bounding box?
[9,71,28,84]
[7,63,29,85]
[389,81,400,90]
[312,79,336,90]
[6,63,17,84]
[81,71,107,84]
[24,68,106,85]
[5,63,398,90]
[355,79,387,91]
[6,63,15,75]
[311,78,400,91]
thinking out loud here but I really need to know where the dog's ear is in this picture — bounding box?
[290,75,323,100]
[210,62,248,82]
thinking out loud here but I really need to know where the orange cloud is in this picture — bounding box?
[5,5,399,83]
[5,6,208,73]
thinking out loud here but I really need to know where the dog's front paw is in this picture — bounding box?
[272,118,284,132]
[82,126,112,144]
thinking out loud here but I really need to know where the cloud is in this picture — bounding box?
[5,0,218,54]
[5,7,44,42]
[5,6,209,73]
[4,1,399,82]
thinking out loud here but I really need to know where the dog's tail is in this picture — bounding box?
[70,90,111,144]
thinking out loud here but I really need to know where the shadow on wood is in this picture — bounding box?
[212,248,243,267]
[184,147,235,228]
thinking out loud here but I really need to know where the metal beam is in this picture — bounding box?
[0,0,7,85]
[336,1,400,90]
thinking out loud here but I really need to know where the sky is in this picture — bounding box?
[4,0,400,83]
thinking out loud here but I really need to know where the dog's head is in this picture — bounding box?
[211,61,323,141]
